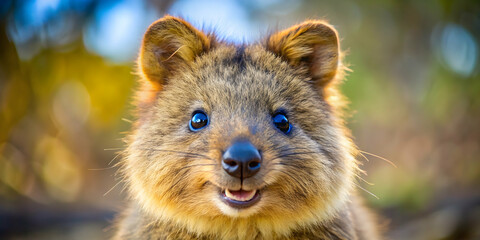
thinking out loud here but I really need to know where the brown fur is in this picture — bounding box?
[114,16,381,240]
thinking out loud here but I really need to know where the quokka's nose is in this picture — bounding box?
[222,141,261,179]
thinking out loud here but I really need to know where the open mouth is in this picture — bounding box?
[221,189,261,209]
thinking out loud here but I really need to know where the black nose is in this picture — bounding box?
[222,141,261,179]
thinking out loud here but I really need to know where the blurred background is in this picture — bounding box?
[0,0,479,239]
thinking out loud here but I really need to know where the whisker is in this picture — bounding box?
[268,168,305,185]
[269,151,319,163]
[122,118,133,123]
[355,174,374,186]
[104,147,123,151]
[354,182,379,200]
[161,169,213,197]
[268,169,310,196]
[88,165,117,171]
[109,151,123,165]
[270,162,315,171]
[139,148,216,162]
[359,150,397,168]
[162,45,185,62]
[279,151,318,157]
[104,181,122,196]
[184,170,214,175]
[157,162,216,196]
[358,152,369,162]
[176,163,217,171]
[267,145,310,154]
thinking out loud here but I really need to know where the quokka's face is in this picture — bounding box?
[125,17,357,223]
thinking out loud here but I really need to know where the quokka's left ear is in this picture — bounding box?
[266,21,341,87]
[138,16,211,90]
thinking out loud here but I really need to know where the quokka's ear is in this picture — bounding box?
[139,16,210,89]
[266,21,341,87]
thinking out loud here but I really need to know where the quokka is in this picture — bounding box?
[113,16,381,240]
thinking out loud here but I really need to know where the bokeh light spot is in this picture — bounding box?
[436,23,478,77]
[168,0,256,43]
[83,0,158,62]
[0,143,28,196]
[35,136,82,202]
[52,81,91,131]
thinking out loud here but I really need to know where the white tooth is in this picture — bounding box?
[225,189,235,200]
[225,189,256,202]
[244,190,256,201]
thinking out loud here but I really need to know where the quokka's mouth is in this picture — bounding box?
[221,189,261,209]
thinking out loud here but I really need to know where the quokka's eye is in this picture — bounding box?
[189,111,209,131]
[272,112,291,134]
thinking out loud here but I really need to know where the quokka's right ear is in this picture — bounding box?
[266,21,341,88]
[138,16,211,90]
